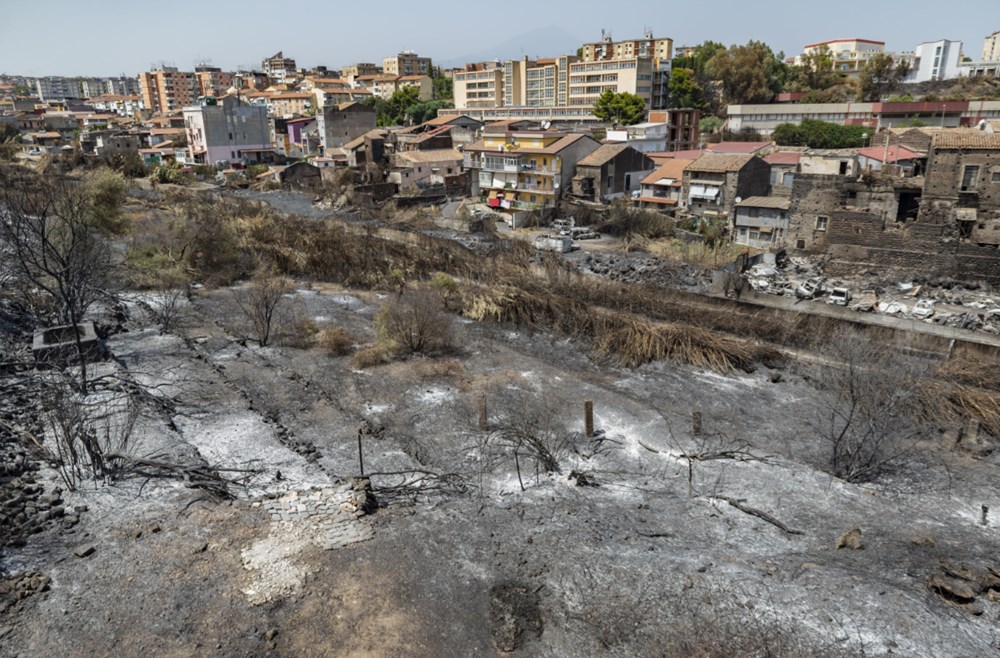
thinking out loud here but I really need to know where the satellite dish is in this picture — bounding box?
[735,196,742,204]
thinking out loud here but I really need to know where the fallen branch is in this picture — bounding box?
[715,496,804,536]
[637,439,660,454]
[105,452,263,499]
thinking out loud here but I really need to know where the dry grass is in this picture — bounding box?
[316,326,355,356]
[352,344,392,369]
[646,238,746,269]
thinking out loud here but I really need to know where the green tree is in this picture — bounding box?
[706,41,785,105]
[673,41,727,76]
[859,54,911,102]
[433,76,453,101]
[592,90,646,126]
[668,68,704,109]
[407,100,451,124]
[699,116,723,134]
[772,119,868,149]
[792,44,838,92]
[82,168,129,235]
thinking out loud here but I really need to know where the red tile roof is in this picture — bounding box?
[764,152,802,165]
[707,141,771,154]
[857,145,923,162]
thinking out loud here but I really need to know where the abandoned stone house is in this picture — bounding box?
[571,144,655,203]
[681,153,770,220]
[764,151,801,197]
[780,130,1000,284]
[317,102,376,152]
[734,197,790,249]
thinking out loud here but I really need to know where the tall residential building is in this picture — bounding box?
[105,76,140,96]
[796,38,886,77]
[195,65,235,97]
[383,51,432,77]
[567,57,666,110]
[984,29,1000,62]
[35,76,106,100]
[183,96,271,165]
[908,40,963,82]
[580,31,673,67]
[453,67,504,109]
[262,51,297,84]
[140,67,199,113]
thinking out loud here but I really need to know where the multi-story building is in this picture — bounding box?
[796,38,886,77]
[262,51,297,84]
[183,96,271,165]
[983,29,1000,62]
[342,63,381,83]
[383,51,432,77]
[34,77,105,100]
[195,65,234,97]
[453,67,504,109]
[105,76,140,96]
[140,67,199,114]
[567,56,666,110]
[907,40,963,83]
[463,127,600,213]
[316,102,377,151]
[580,31,673,67]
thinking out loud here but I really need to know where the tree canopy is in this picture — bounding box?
[364,87,453,126]
[592,90,646,126]
[706,41,788,105]
[859,54,911,102]
[772,119,868,149]
[668,68,705,109]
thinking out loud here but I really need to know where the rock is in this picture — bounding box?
[264,629,279,641]
[73,544,96,558]
[929,576,977,603]
[836,528,864,550]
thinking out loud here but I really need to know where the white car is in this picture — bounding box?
[826,287,851,306]
[912,299,935,319]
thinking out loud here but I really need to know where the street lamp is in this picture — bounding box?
[861,131,868,148]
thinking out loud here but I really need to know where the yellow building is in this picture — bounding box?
[463,128,600,212]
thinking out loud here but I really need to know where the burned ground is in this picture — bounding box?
[2,269,999,657]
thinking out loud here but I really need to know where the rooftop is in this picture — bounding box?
[641,158,694,185]
[687,153,756,173]
[737,196,791,210]
[764,152,802,165]
[576,143,632,167]
[706,141,772,154]
[857,145,923,162]
[932,131,1000,150]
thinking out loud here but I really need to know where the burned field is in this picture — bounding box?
[2,184,1000,657]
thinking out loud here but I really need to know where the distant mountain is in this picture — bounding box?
[439,26,583,68]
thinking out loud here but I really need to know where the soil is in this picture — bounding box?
[2,200,1000,656]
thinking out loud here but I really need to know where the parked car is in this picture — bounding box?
[569,227,600,240]
[826,287,851,306]
[912,299,936,319]
[795,278,824,299]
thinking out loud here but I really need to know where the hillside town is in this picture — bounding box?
[2,17,1000,658]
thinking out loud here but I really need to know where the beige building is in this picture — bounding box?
[568,57,664,109]
[580,31,673,67]
[796,38,886,77]
[341,63,380,82]
[453,68,503,109]
[383,51,432,77]
[984,29,1000,62]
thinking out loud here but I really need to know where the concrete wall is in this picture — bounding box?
[318,105,376,151]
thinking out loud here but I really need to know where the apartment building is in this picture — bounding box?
[580,31,673,67]
[262,51,297,84]
[35,76,105,100]
[183,95,271,165]
[983,29,1000,62]
[195,65,234,97]
[907,40,963,83]
[383,51,432,77]
[567,56,666,109]
[463,128,600,213]
[140,67,199,114]
[453,68,503,109]
[796,38,886,77]
[342,63,381,82]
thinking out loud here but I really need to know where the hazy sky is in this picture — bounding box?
[1,0,996,77]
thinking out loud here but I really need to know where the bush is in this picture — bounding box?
[374,287,455,356]
[352,344,391,369]
[316,326,355,355]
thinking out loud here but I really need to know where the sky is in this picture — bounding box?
[1,0,997,77]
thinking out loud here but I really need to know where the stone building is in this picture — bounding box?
[571,144,654,203]
[920,131,1000,246]
[681,153,770,220]
[317,102,377,152]
[733,197,790,249]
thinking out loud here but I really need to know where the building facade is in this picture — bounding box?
[907,40,963,83]
[580,32,673,67]
[316,102,377,151]
[183,96,271,165]
[196,66,234,97]
[383,52,432,77]
[262,52,297,84]
[140,67,199,114]
[464,129,600,213]
[983,29,1000,62]
[797,38,886,77]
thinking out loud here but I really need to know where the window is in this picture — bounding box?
[796,239,806,249]
[992,171,1000,182]
[606,175,613,189]
[816,216,829,231]
[962,165,980,191]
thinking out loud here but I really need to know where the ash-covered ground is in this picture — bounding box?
[2,281,999,658]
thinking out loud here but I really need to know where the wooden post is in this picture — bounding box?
[584,400,594,438]
[982,505,989,527]
[357,429,365,477]
[478,394,487,431]
[692,411,702,437]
